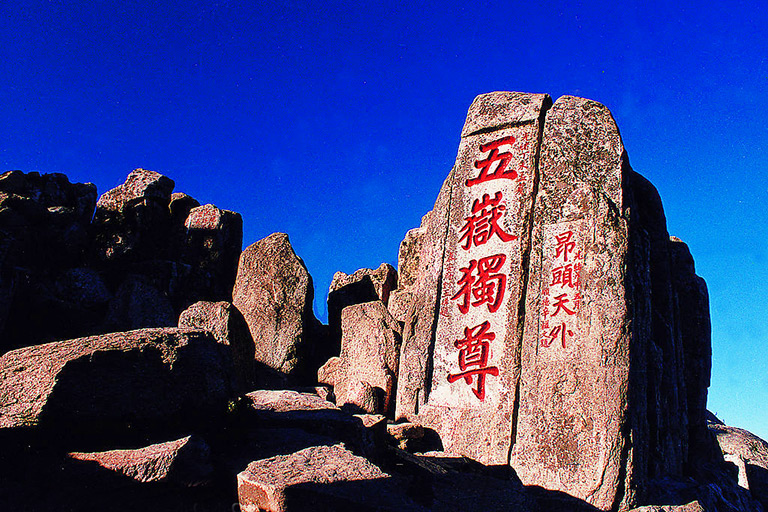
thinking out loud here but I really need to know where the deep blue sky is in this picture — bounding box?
[3,1,767,439]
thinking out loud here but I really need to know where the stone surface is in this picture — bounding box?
[103,275,176,332]
[0,327,236,445]
[179,203,243,306]
[510,95,634,510]
[237,444,420,512]
[318,301,401,415]
[396,91,552,465]
[68,435,213,486]
[327,262,397,344]
[232,232,323,384]
[178,300,256,389]
[91,168,175,264]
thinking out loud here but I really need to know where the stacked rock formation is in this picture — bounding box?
[1,92,767,512]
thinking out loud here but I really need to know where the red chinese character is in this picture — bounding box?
[541,322,573,348]
[550,263,577,288]
[467,136,517,187]
[551,293,576,317]
[554,231,576,262]
[447,321,500,400]
[458,192,517,250]
[451,254,507,314]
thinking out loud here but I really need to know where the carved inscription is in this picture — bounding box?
[540,222,585,349]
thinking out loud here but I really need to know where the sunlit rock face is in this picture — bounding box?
[393,91,712,510]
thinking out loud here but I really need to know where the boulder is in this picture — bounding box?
[179,203,243,306]
[318,301,401,415]
[91,168,175,264]
[232,233,323,384]
[396,91,552,466]
[178,300,255,390]
[0,327,236,447]
[327,263,397,342]
[629,503,706,512]
[237,444,421,512]
[68,435,213,486]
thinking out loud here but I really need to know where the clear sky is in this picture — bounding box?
[2,1,767,439]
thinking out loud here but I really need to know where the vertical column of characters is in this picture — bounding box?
[540,222,585,350]
[445,133,526,401]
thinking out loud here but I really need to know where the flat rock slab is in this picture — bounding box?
[244,390,376,458]
[237,444,423,512]
[68,435,213,486]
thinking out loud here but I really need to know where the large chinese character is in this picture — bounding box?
[458,192,517,250]
[550,263,577,288]
[467,135,517,187]
[541,322,574,348]
[447,321,500,400]
[451,254,507,314]
[551,292,576,317]
[554,230,576,262]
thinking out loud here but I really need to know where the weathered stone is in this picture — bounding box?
[319,301,401,416]
[169,192,200,227]
[670,236,713,465]
[510,95,635,509]
[0,327,236,445]
[327,262,397,344]
[709,422,768,509]
[178,300,256,390]
[237,444,420,512]
[396,92,552,465]
[103,275,175,332]
[68,435,213,486]
[397,222,428,289]
[91,168,175,264]
[232,232,323,384]
[387,422,424,442]
[180,203,243,306]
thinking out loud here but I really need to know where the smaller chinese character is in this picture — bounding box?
[550,264,577,288]
[554,231,576,262]
[551,293,576,317]
[541,322,574,348]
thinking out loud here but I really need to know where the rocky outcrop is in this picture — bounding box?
[318,301,401,415]
[709,421,768,509]
[232,233,325,385]
[0,168,243,351]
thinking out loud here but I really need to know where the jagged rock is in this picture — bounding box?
[237,443,421,512]
[179,203,243,306]
[104,275,175,332]
[178,300,255,390]
[232,232,323,385]
[709,422,768,509]
[387,422,424,451]
[0,327,236,446]
[318,301,401,416]
[169,192,200,227]
[327,263,397,342]
[670,236,713,464]
[91,168,175,264]
[68,435,213,486]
